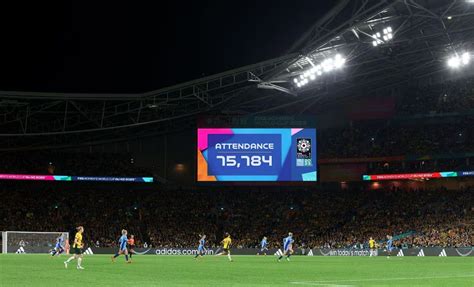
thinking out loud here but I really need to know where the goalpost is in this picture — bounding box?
[2,231,69,254]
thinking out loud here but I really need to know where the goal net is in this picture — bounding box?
[2,231,69,254]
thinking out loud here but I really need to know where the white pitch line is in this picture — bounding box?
[291,284,354,287]
[290,274,474,285]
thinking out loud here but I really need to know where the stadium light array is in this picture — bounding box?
[447,52,470,69]
[294,54,346,88]
[372,26,393,47]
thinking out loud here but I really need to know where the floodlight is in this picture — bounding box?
[322,59,334,72]
[294,54,346,88]
[462,52,470,65]
[372,26,394,47]
[448,56,461,68]
[334,54,346,68]
[383,27,392,35]
[447,52,471,68]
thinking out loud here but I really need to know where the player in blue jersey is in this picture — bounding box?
[194,234,207,259]
[111,229,130,263]
[51,234,65,257]
[257,236,268,256]
[278,232,294,262]
[386,235,394,258]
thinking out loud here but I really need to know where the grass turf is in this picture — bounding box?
[0,254,473,286]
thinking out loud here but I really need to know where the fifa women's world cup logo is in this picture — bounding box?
[296,138,312,167]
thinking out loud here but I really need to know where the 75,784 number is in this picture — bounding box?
[216,155,272,167]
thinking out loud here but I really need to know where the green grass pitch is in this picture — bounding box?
[0,254,473,286]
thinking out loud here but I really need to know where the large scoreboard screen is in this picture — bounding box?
[197,128,317,182]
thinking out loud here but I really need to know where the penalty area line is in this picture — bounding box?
[290,284,354,287]
[290,274,474,285]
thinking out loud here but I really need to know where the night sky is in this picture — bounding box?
[0,1,333,93]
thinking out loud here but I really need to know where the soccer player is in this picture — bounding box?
[386,235,394,258]
[257,236,268,256]
[128,234,136,261]
[64,226,85,270]
[112,229,130,263]
[278,232,294,262]
[369,237,376,257]
[51,234,65,257]
[194,234,206,259]
[216,232,233,262]
[16,240,26,254]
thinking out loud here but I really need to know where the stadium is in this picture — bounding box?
[0,0,473,286]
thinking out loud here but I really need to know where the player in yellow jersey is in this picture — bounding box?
[216,232,233,261]
[369,237,377,257]
[64,226,85,269]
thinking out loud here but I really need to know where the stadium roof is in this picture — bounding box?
[1,0,473,150]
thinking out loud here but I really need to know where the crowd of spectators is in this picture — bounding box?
[398,78,474,114]
[320,119,473,159]
[0,152,153,177]
[1,182,471,249]
[320,78,474,159]
[367,157,474,174]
